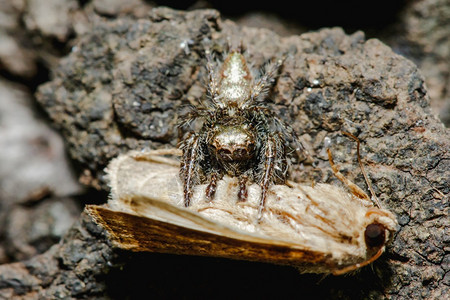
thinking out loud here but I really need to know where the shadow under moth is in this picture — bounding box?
[86,141,398,275]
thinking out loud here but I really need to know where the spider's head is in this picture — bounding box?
[210,124,256,162]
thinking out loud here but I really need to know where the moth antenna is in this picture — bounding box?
[326,148,370,202]
[332,248,384,275]
[341,131,382,208]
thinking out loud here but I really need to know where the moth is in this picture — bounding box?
[86,136,398,275]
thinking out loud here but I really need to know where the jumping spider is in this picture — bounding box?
[179,46,300,218]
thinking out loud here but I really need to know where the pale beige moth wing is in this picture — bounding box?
[87,200,334,273]
[86,150,398,275]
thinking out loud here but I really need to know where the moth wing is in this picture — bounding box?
[86,194,333,270]
[90,150,398,275]
[106,152,183,210]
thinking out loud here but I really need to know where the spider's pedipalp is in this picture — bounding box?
[237,174,249,202]
[205,172,219,201]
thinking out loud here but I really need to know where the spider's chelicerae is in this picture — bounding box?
[179,46,300,218]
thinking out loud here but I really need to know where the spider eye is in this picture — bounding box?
[364,223,386,248]
[218,148,232,158]
[234,147,248,158]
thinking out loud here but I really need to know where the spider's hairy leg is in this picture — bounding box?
[180,133,201,207]
[250,58,284,101]
[252,105,309,163]
[257,136,277,220]
[178,104,211,129]
[255,106,312,163]
[205,50,219,101]
[205,172,219,201]
[272,133,289,183]
[237,175,249,202]
[272,115,312,162]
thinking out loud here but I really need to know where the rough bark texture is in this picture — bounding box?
[0,4,448,300]
[385,0,450,126]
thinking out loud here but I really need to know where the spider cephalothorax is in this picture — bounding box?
[179,47,299,218]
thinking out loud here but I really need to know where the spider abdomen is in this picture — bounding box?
[218,52,252,106]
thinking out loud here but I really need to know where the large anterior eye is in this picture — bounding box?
[233,147,248,158]
[364,223,386,248]
[218,148,232,158]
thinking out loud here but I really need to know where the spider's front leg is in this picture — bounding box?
[179,133,202,207]
[257,136,276,220]
[257,134,287,220]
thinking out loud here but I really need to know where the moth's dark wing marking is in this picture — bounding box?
[86,203,336,272]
